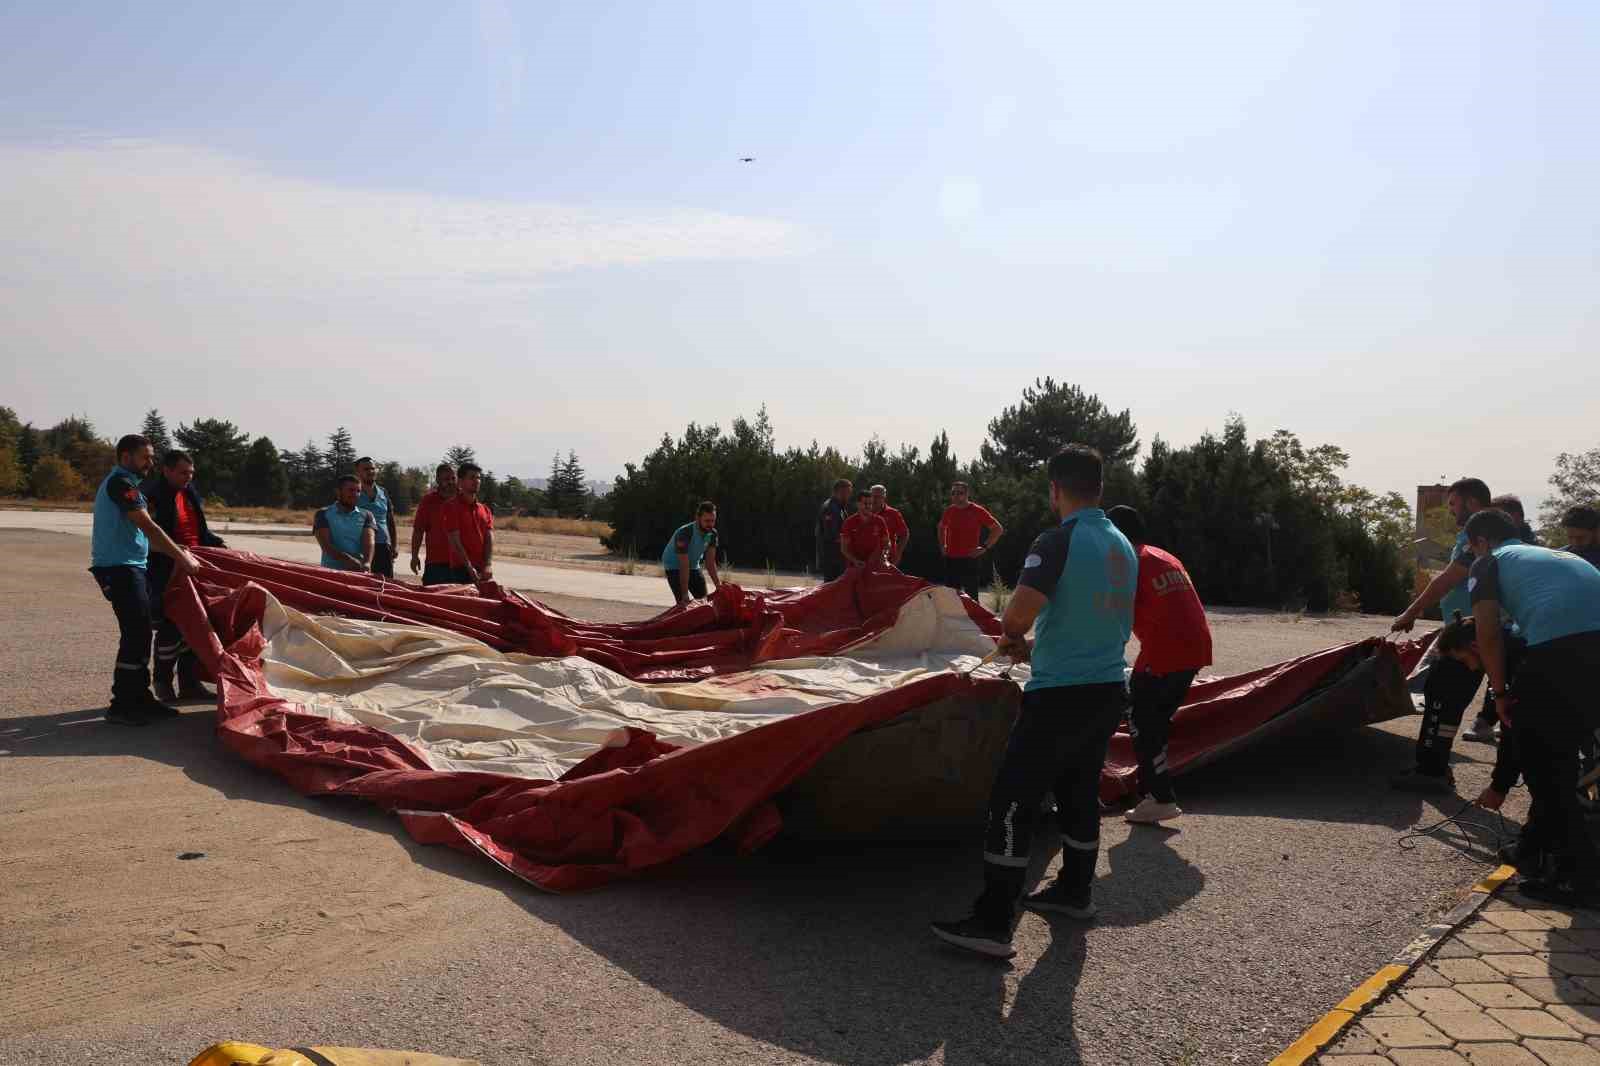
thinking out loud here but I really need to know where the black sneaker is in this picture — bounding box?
[1516,878,1600,910]
[930,914,1016,958]
[1022,883,1096,919]
[153,679,179,704]
[177,682,214,702]
[1390,768,1455,794]
[105,704,151,727]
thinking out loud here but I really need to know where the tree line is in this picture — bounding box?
[604,379,1594,614]
[0,407,599,520]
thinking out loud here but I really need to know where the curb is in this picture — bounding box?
[1267,863,1515,1066]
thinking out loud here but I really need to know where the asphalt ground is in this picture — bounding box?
[0,529,1520,1066]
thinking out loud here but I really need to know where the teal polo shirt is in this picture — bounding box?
[315,502,376,569]
[1015,507,1136,690]
[356,484,392,546]
[90,465,150,569]
[1469,541,1600,647]
[661,521,718,571]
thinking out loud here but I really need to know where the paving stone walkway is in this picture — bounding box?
[1317,885,1600,1065]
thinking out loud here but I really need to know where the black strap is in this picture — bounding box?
[290,1049,340,1066]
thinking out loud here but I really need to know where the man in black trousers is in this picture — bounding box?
[141,449,226,702]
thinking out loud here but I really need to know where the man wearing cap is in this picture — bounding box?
[1464,507,1600,906]
[870,484,911,566]
[89,434,203,726]
[938,482,1003,599]
[354,457,399,579]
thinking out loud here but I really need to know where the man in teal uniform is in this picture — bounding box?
[88,434,203,726]
[1465,509,1600,906]
[314,475,377,572]
[354,457,399,579]
[662,501,723,604]
[932,445,1135,957]
[1390,477,1493,790]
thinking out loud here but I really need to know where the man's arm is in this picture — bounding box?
[937,516,948,555]
[840,526,862,566]
[360,523,375,570]
[704,541,720,588]
[893,522,910,564]
[386,502,398,556]
[479,528,493,580]
[409,500,428,573]
[997,586,1047,660]
[996,529,1065,658]
[975,516,1004,556]
[129,510,201,576]
[314,526,341,567]
[1393,560,1470,630]
[676,551,693,602]
[1474,599,1509,706]
[446,530,477,579]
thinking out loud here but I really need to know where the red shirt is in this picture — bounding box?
[940,503,999,558]
[413,490,456,565]
[1131,544,1213,674]
[878,505,909,548]
[841,512,890,563]
[441,496,494,569]
[172,490,201,547]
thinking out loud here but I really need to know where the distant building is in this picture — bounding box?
[1415,484,1451,567]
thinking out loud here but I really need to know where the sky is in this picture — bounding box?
[2,1,1597,509]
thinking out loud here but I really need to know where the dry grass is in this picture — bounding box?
[495,515,612,538]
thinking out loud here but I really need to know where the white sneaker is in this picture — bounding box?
[1125,796,1183,824]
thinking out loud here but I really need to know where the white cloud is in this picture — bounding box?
[0,138,810,288]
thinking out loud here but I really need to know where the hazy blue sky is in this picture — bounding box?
[3,1,1596,507]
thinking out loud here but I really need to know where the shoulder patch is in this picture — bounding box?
[1023,553,1043,569]
[1467,577,1477,593]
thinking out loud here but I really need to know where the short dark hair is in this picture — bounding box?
[1464,508,1518,545]
[355,456,374,467]
[1563,505,1599,532]
[696,500,717,515]
[436,463,454,478]
[115,433,151,458]
[1436,610,1477,656]
[162,450,193,468]
[337,474,360,487]
[1106,505,1146,545]
[832,478,852,492]
[1448,478,1491,508]
[457,462,482,478]
[1047,445,1104,499]
[950,481,968,493]
[1489,494,1524,520]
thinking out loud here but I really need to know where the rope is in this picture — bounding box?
[1397,794,1519,859]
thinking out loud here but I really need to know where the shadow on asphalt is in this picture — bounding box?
[3,702,1506,1065]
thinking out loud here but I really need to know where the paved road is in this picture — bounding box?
[0,530,1515,1065]
[0,510,677,608]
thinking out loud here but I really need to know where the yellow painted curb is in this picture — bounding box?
[1334,963,1407,1013]
[1267,1009,1354,1066]
[1471,864,1517,894]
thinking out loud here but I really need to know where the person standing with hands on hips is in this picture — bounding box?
[938,482,1003,599]
[931,446,1135,958]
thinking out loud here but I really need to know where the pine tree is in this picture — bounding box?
[558,451,588,516]
[545,452,565,515]
[443,444,476,470]
[174,418,251,503]
[240,437,290,506]
[325,427,358,478]
[141,409,173,458]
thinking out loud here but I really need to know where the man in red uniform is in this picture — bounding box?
[840,490,891,569]
[409,463,459,585]
[869,484,911,566]
[1108,505,1213,825]
[442,463,495,583]
[938,482,1003,598]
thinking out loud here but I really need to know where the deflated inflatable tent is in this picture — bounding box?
[164,550,1431,891]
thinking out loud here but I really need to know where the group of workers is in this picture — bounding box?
[85,433,1600,928]
[1388,478,1600,907]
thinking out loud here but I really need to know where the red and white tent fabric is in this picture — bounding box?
[165,550,1431,892]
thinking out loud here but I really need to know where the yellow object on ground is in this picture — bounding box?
[189,1042,479,1066]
